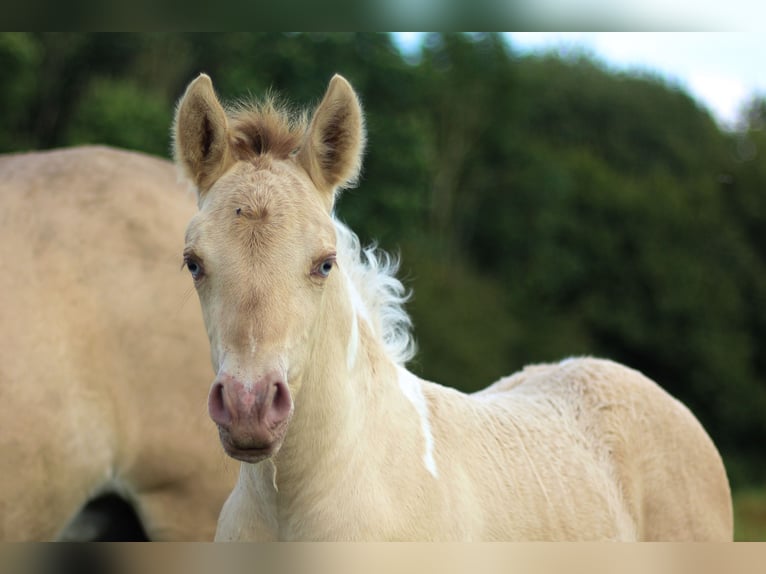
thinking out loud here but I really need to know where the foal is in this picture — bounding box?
[174,73,732,541]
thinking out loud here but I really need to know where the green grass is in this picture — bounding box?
[733,488,766,541]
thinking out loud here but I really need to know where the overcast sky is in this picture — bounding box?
[394,33,766,130]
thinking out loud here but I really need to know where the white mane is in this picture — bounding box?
[333,218,416,366]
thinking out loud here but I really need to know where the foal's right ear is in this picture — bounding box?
[173,74,233,199]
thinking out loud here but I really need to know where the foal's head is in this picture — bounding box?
[174,74,365,463]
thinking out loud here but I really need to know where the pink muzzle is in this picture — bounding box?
[208,370,293,463]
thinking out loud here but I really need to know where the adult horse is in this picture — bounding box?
[0,146,235,540]
[174,73,733,541]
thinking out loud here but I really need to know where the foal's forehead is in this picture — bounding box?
[188,160,332,246]
[210,162,319,219]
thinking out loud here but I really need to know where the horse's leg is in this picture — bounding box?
[121,441,234,541]
[57,493,149,541]
[0,362,119,541]
[131,478,229,541]
[0,433,108,541]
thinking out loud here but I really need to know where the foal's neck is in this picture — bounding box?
[236,270,441,539]
[272,269,420,488]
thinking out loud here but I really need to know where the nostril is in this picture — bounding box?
[208,382,231,427]
[271,381,292,419]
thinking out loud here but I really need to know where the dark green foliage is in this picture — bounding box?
[65,78,172,156]
[0,33,42,151]
[2,32,764,488]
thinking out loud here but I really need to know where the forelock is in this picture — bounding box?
[228,95,309,162]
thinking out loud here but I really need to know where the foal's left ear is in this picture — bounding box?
[173,73,234,199]
[298,75,366,207]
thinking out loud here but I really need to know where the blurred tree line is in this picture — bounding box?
[1,32,764,488]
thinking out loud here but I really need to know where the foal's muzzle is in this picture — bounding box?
[208,370,293,463]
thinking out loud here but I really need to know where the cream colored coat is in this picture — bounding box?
[0,147,235,540]
[173,74,733,541]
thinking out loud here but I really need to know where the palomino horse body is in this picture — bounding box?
[0,147,235,540]
[174,74,733,541]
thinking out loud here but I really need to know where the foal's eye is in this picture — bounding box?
[313,256,335,278]
[184,256,204,280]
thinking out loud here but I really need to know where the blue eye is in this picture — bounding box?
[315,257,335,278]
[185,257,204,280]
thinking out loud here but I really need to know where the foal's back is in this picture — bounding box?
[458,358,733,540]
[0,147,234,540]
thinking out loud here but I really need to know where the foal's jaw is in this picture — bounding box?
[207,369,294,463]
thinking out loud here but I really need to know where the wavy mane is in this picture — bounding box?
[334,219,415,366]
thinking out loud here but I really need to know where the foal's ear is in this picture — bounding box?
[298,74,366,206]
[173,74,233,198]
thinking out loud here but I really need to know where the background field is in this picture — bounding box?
[2,33,763,539]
